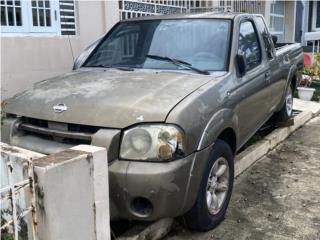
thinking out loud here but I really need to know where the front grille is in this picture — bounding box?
[18,117,100,145]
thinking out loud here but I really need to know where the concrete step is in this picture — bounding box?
[293,98,320,115]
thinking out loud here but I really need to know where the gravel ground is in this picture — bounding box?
[166,116,320,240]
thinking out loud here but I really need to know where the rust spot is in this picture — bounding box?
[7,163,13,173]
[1,146,20,153]
[1,100,8,108]
[86,153,93,163]
[93,203,97,236]
[33,172,38,183]
[33,149,87,167]
[35,186,44,199]
[35,186,46,214]
[28,176,33,191]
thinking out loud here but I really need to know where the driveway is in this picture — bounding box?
[166,116,320,240]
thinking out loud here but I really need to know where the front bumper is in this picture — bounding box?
[2,116,212,221]
[109,147,211,221]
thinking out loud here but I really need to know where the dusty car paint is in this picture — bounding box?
[3,70,227,129]
[2,13,303,221]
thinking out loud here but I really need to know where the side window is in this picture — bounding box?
[86,28,140,66]
[255,16,275,60]
[238,21,262,72]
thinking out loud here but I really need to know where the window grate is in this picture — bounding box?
[0,0,22,27]
[31,0,52,27]
[59,0,76,35]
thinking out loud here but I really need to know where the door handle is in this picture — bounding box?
[283,54,290,64]
[265,71,271,82]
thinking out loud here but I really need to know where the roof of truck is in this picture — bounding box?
[122,12,257,22]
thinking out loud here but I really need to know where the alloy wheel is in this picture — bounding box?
[286,87,293,117]
[206,157,230,215]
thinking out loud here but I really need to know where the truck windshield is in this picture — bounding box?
[84,19,231,72]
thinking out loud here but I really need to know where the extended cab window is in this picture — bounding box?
[255,16,275,60]
[84,19,231,71]
[238,21,262,72]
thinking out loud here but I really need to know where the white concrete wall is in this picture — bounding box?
[34,145,110,240]
[1,0,120,100]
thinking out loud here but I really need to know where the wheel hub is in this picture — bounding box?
[286,87,293,116]
[206,157,230,215]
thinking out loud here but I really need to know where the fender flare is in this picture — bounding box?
[197,108,238,151]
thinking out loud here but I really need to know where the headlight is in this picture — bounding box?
[120,124,184,161]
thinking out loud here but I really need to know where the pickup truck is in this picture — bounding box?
[2,13,303,231]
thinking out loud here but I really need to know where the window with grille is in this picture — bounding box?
[1,0,76,35]
[0,0,23,27]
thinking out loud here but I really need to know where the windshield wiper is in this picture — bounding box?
[146,54,210,75]
[85,64,134,71]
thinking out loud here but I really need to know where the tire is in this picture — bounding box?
[183,139,234,232]
[274,84,293,122]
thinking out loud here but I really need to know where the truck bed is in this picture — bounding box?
[274,42,302,53]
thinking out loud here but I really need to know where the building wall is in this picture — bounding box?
[1,1,119,100]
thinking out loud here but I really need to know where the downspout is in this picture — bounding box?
[293,0,297,43]
[301,0,309,46]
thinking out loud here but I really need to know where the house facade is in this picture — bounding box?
[1,0,319,99]
[1,0,119,99]
[296,0,320,52]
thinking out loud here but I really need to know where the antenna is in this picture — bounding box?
[68,35,75,62]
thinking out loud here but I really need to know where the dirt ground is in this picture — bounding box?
[166,116,320,240]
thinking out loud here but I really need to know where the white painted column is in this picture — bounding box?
[263,0,271,27]
[284,1,296,43]
[34,145,110,240]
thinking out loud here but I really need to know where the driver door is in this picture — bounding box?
[235,20,272,146]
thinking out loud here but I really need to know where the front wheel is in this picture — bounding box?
[184,140,234,232]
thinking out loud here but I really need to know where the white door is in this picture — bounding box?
[269,0,285,43]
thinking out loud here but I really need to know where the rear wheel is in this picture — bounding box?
[274,84,293,122]
[184,140,234,232]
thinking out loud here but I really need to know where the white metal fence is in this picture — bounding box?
[1,149,37,240]
[231,0,263,13]
[119,0,263,20]
[305,31,320,54]
[119,0,189,20]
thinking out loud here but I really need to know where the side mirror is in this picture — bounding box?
[236,53,246,76]
[271,35,278,45]
[72,38,102,70]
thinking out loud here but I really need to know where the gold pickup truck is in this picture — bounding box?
[2,12,303,231]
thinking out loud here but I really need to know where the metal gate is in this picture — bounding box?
[1,149,37,240]
[119,0,189,20]
[118,0,263,20]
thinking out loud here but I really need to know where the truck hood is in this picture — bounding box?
[4,70,217,128]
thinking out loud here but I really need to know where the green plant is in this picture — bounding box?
[300,53,320,87]
[305,53,320,76]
